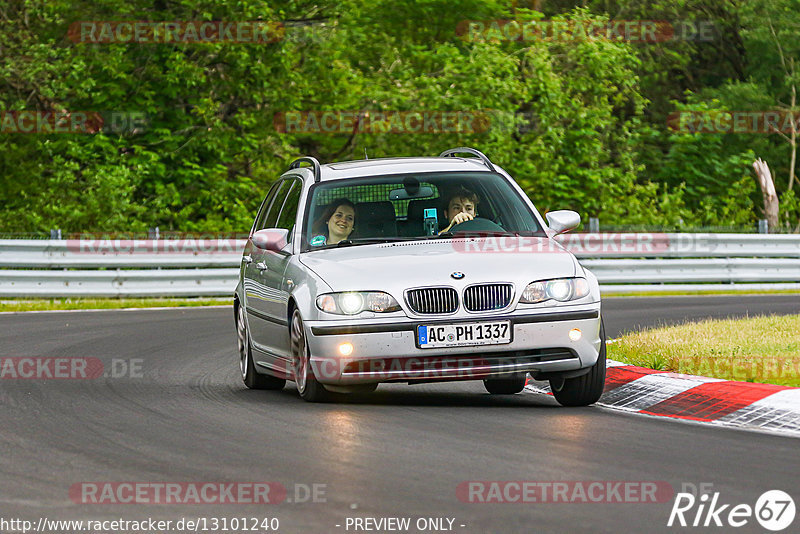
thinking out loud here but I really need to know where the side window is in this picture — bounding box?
[275,179,303,237]
[259,180,292,231]
[251,181,282,234]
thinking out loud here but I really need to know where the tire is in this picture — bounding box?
[484,373,527,394]
[290,309,331,402]
[550,321,607,407]
[237,304,286,390]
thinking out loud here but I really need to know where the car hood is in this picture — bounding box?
[299,237,578,292]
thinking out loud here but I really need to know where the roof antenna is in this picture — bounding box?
[364,147,369,160]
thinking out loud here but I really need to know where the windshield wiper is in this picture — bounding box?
[432,231,518,239]
[336,237,415,246]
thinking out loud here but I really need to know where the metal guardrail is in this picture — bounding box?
[581,258,800,283]
[0,234,798,297]
[559,233,800,258]
[0,269,237,297]
[0,239,245,268]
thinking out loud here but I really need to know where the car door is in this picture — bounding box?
[241,179,282,285]
[247,177,303,370]
[244,179,291,363]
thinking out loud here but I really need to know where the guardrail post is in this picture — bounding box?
[758,219,769,234]
[589,217,599,233]
[49,229,62,240]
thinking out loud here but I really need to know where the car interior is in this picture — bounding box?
[305,172,542,246]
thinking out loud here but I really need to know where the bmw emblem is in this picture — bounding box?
[451,272,465,280]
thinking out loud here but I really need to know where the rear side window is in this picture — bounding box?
[251,181,281,234]
[257,180,292,231]
[275,179,303,235]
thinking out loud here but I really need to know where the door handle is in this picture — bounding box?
[256,262,268,272]
[242,255,253,264]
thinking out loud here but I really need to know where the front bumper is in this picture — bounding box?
[304,306,602,385]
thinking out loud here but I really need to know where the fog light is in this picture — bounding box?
[338,342,354,356]
[568,328,582,341]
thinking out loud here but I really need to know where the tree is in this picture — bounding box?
[753,158,779,231]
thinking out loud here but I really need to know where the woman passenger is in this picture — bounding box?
[310,198,356,245]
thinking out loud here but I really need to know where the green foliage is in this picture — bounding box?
[780,189,800,231]
[0,0,798,232]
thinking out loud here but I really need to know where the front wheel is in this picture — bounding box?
[484,373,527,394]
[290,310,331,402]
[237,304,286,390]
[550,321,607,407]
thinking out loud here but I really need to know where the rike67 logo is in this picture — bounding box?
[668,486,795,531]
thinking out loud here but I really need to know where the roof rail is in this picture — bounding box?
[439,147,496,173]
[289,156,322,182]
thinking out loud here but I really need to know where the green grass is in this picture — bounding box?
[603,289,800,298]
[0,298,231,312]
[607,314,800,387]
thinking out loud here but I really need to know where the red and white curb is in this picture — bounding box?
[526,360,800,437]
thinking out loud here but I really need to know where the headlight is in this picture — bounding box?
[339,293,364,314]
[316,292,401,315]
[520,278,590,304]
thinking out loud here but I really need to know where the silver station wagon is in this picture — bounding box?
[234,148,605,404]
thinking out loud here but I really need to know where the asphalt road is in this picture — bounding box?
[602,294,800,337]
[0,296,798,534]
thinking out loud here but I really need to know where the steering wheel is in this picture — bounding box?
[449,217,506,233]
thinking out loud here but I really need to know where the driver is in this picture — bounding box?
[439,186,479,234]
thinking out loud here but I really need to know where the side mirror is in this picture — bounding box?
[545,210,581,235]
[252,228,289,252]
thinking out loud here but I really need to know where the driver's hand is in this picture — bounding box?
[440,212,474,234]
[451,212,474,226]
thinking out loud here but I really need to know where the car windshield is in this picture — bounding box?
[301,171,545,251]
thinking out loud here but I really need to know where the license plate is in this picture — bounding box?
[417,321,512,349]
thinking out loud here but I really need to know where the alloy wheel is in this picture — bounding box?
[290,311,308,393]
[237,305,248,380]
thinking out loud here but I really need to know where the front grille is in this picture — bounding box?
[463,283,513,312]
[406,287,458,314]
